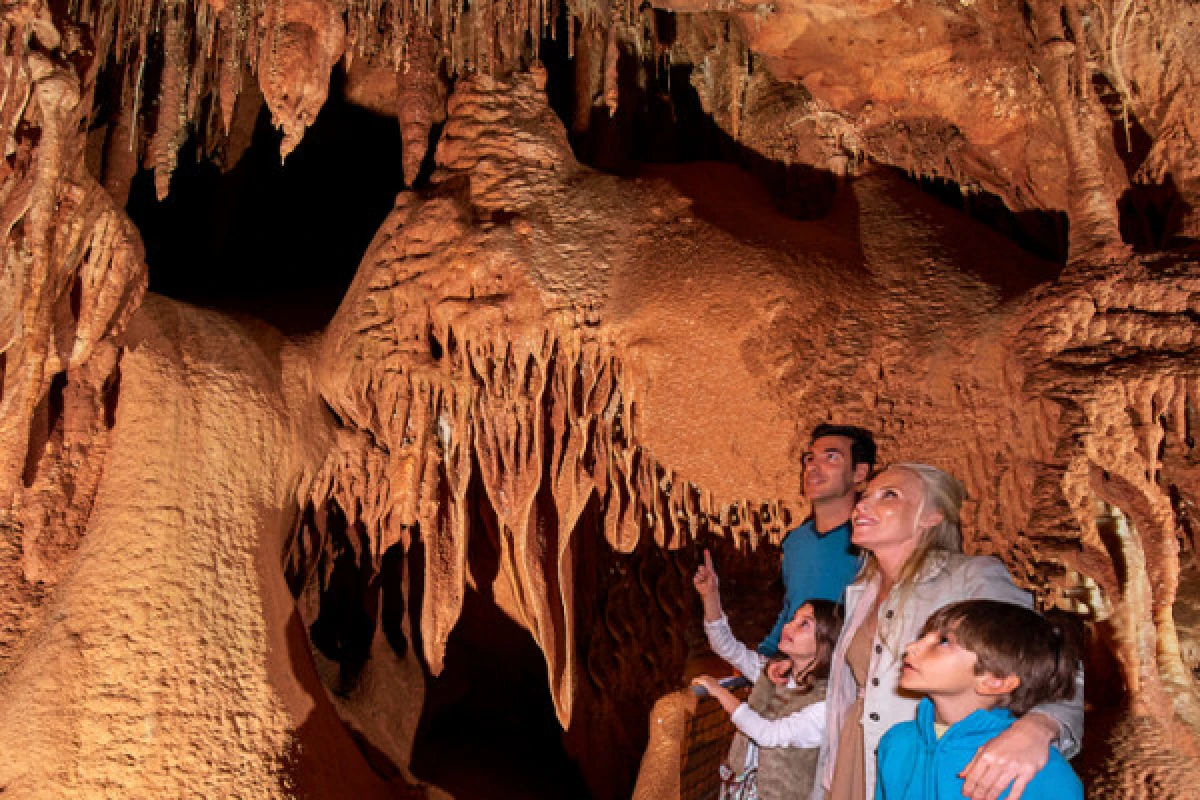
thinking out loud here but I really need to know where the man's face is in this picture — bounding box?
[802,435,864,502]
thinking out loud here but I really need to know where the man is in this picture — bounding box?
[758,423,876,657]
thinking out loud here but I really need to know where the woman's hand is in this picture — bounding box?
[692,674,741,715]
[693,550,724,621]
[958,712,1058,800]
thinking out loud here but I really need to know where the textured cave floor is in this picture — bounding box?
[1074,559,1200,796]
[0,517,45,677]
[1077,705,1200,798]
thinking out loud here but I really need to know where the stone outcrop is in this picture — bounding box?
[0,1,1198,799]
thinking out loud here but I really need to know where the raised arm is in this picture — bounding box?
[695,550,767,680]
[693,549,724,622]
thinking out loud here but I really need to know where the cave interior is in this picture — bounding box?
[1,1,1199,798]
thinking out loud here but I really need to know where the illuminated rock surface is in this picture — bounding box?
[0,1,1197,797]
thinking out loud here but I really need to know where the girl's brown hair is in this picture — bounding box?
[794,598,845,693]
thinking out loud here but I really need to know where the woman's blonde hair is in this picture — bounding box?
[857,463,966,650]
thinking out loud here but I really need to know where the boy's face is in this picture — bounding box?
[900,627,986,699]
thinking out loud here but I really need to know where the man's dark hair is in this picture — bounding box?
[810,424,877,469]
[920,599,1080,716]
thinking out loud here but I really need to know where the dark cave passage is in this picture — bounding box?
[410,587,593,800]
[535,9,1070,269]
[125,68,406,334]
[285,474,598,799]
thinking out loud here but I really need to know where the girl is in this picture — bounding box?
[692,549,844,800]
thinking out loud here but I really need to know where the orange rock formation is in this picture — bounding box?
[0,1,1197,798]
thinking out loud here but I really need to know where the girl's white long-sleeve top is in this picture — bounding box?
[704,614,826,750]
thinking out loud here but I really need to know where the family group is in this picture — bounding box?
[692,425,1084,800]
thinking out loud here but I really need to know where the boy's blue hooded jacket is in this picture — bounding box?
[876,698,1083,800]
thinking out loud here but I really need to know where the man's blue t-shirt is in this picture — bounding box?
[757,517,860,656]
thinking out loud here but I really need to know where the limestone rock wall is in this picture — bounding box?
[0,1,1198,799]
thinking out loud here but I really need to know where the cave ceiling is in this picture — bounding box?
[0,0,1199,798]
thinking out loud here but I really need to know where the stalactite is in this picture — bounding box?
[602,16,619,117]
[259,0,346,160]
[396,27,446,186]
[0,6,147,518]
[148,1,189,200]
[214,4,244,135]
[101,103,138,206]
[2,0,662,205]
[309,74,793,724]
[311,311,784,720]
[417,382,472,674]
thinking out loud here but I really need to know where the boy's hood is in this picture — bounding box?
[915,696,1016,750]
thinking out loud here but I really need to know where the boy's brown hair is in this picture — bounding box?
[919,599,1079,715]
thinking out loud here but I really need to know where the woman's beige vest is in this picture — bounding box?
[725,678,827,800]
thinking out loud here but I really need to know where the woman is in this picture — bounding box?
[812,463,1082,800]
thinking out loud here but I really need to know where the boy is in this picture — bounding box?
[876,599,1083,800]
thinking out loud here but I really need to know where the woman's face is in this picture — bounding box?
[851,467,928,560]
[779,603,819,662]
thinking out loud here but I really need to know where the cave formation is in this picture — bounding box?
[0,0,1198,798]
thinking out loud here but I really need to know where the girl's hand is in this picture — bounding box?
[765,657,793,686]
[693,549,720,598]
[692,675,740,714]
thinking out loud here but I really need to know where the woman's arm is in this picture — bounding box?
[959,712,1058,800]
[958,670,1084,800]
[730,700,825,749]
